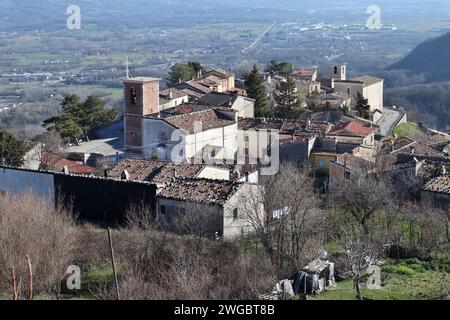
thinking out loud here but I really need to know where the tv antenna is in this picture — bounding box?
[125,56,135,79]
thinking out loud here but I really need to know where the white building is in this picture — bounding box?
[333,76,384,112]
[156,178,264,240]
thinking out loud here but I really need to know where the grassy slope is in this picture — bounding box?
[310,261,449,300]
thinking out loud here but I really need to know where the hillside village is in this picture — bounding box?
[0,61,449,300]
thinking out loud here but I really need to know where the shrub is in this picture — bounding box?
[0,193,78,298]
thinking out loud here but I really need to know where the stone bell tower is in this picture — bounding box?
[123,77,160,152]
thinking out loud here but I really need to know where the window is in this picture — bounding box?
[345,170,351,180]
[160,205,166,215]
[130,87,137,105]
[334,66,338,75]
[318,159,325,169]
[233,208,238,221]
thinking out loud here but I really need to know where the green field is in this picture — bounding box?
[310,259,449,300]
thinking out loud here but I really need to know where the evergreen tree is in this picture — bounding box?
[43,94,116,143]
[306,91,320,111]
[265,60,293,76]
[166,61,205,86]
[355,92,372,120]
[274,77,302,119]
[0,130,26,167]
[245,65,273,117]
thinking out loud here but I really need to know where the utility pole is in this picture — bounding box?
[107,228,120,300]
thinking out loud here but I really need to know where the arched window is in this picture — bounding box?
[130,87,137,105]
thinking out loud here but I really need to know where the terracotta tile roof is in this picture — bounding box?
[238,117,284,131]
[422,176,450,195]
[179,88,204,98]
[279,134,316,145]
[108,158,204,185]
[158,178,244,205]
[159,88,188,100]
[292,68,316,78]
[281,120,331,135]
[164,109,235,133]
[389,137,416,151]
[335,153,372,172]
[41,153,95,175]
[204,68,235,78]
[329,121,376,137]
[197,92,238,107]
[417,161,450,180]
[409,132,450,148]
[396,141,442,156]
[159,104,211,117]
[238,117,331,135]
[182,80,214,94]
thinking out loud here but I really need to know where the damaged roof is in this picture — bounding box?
[422,176,450,195]
[161,109,236,133]
[108,158,205,185]
[158,178,245,206]
[304,259,331,274]
[238,117,331,135]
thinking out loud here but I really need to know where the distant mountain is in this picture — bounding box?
[388,32,450,82]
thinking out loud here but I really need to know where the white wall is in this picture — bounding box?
[363,82,384,111]
[197,166,230,180]
[334,82,364,99]
[142,118,178,160]
[223,184,264,240]
[334,81,384,112]
[159,96,189,111]
[232,96,255,118]
[185,124,237,161]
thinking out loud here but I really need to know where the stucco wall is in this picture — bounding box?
[223,184,264,240]
[232,96,255,118]
[197,166,230,180]
[142,118,178,160]
[185,124,237,161]
[334,82,363,99]
[364,81,384,111]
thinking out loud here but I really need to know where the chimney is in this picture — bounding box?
[173,168,178,178]
[267,74,271,85]
[121,170,130,181]
[169,89,173,99]
[62,166,69,174]
[441,165,447,176]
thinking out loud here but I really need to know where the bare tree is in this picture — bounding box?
[240,164,326,276]
[34,130,62,170]
[333,214,383,300]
